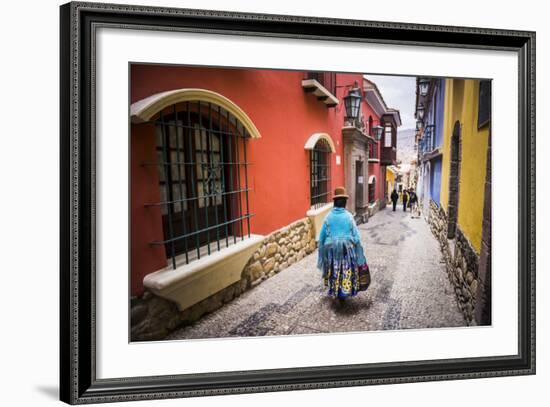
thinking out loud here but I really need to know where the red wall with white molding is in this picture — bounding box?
[130,65,370,296]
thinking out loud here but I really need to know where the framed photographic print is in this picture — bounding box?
[60,1,536,404]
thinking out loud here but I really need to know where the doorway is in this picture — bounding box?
[447,121,462,239]
[355,160,364,210]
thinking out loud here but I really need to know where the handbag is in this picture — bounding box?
[358,263,371,291]
[345,213,371,291]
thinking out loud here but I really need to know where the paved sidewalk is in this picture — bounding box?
[167,207,466,340]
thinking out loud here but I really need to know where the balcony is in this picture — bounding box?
[419,124,441,161]
[380,146,397,165]
[302,72,339,107]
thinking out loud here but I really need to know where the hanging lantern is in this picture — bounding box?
[343,87,361,120]
[373,125,384,141]
[416,119,423,131]
[419,78,430,97]
[417,103,425,120]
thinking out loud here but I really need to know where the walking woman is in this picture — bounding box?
[317,187,368,299]
[409,189,419,218]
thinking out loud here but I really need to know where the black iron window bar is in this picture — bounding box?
[368,180,376,204]
[425,124,436,152]
[369,139,379,159]
[310,139,332,209]
[143,101,253,270]
[419,124,436,155]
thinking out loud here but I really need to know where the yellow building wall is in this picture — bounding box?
[439,79,489,254]
[386,168,396,192]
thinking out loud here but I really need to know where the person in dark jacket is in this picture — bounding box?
[390,189,399,211]
[402,189,409,212]
[409,189,418,216]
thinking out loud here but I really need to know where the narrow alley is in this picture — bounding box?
[167,207,465,340]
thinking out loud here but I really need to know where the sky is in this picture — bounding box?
[364,74,417,131]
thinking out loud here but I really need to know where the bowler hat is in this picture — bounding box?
[333,186,349,199]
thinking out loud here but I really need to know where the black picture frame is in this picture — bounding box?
[60,1,536,404]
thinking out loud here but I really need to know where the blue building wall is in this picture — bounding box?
[421,79,445,206]
[435,78,446,148]
[430,157,442,204]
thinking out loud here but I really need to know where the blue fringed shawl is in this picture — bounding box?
[317,207,367,271]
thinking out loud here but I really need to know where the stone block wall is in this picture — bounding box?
[475,135,492,325]
[242,218,317,287]
[131,217,316,341]
[428,201,480,324]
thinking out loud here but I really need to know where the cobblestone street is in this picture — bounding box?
[167,207,466,340]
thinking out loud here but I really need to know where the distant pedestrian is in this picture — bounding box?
[391,189,399,211]
[317,187,368,301]
[409,189,419,217]
[402,189,409,211]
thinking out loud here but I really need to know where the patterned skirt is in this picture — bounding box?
[321,241,360,298]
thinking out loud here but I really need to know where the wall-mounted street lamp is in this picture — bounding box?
[416,103,425,120]
[416,119,423,131]
[419,78,430,97]
[372,125,384,141]
[343,84,362,121]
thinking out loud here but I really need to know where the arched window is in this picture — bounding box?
[423,161,431,210]
[367,116,378,159]
[368,176,376,204]
[151,101,253,269]
[310,138,332,208]
[368,116,373,137]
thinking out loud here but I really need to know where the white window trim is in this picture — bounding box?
[144,234,265,311]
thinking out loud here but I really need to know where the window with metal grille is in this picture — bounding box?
[368,116,373,137]
[369,140,379,159]
[368,178,376,204]
[424,124,436,152]
[310,139,332,209]
[148,101,253,269]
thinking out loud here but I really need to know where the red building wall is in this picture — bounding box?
[361,99,385,203]
[130,65,365,296]
[131,123,167,295]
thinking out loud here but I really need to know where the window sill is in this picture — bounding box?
[301,79,339,107]
[306,202,333,241]
[143,234,265,311]
[422,147,443,161]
